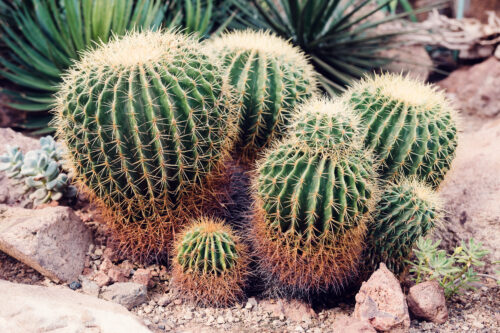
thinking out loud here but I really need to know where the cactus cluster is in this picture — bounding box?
[54,30,236,261]
[362,178,443,275]
[0,136,76,206]
[45,27,458,303]
[208,30,317,159]
[172,216,249,306]
[344,74,458,188]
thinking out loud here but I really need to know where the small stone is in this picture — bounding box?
[79,276,100,297]
[331,315,376,333]
[184,312,193,320]
[103,247,118,262]
[99,258,114,274]
[107,267,128,283]
[245,297,257,309]
[295,325,304,332]
[69,281,82,290]
[217,315,225,324]
[93,271,111,287]
[158,294,172,307]
[100,282,147,310]
[472,321,484,329]
[407,280,448,324]
[132,268,151,287]
[94,248,103,257]
[173,299,182,305]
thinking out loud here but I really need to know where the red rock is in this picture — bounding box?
[132,268,151,287]
[407,281,448,324]
[354,263,410,333]
[103,247,118,262]
[99,258,114,274]
[107,267,128,283]
[93,271,111,287]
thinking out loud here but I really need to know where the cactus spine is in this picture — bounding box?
[172,216,249,306]
[344,74,458,188]
[208,30,317,159]
[54,31,236,262]
[252,137,377,294]
[363,178,442,275]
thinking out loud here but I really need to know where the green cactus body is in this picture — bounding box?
[54,31,235,261]
[363,178,442,275]
[172,217,248,306]
[290,98,361,152]
[344,74,458,188]
[208,30,317,159]
[252,141,377,294]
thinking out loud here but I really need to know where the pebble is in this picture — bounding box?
[68,281,81,290]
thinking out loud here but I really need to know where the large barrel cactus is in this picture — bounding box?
[251,141,377,294]
[54,31,235,262]
[363,178,442,275]
[344,74,458,188]
[208,30,317,159]
[172,216,249,306]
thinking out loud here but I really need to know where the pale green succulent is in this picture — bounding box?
[40,136,65,162]
[21,150,76,205]
[0,146,24,178]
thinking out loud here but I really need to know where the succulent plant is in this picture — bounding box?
[21,150,76,205]
[225,0,442,95]
[0,146,24,179]
[208,30,317,159]
[343,74,458,188]
[251,140,377,294]
[0,0,167,133]
[172,216,249,306]
[290,98,361,152]
[362,178,442,275]
[54,30,236,262]
[40,136,65,162]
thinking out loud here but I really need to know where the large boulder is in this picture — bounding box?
[438,117,500,264]
[354,263,410,332]
[438,57,500,118]
[0,279,151,332]
[0,205,92,282]
[407,281,448,324]
[101,282,148,310]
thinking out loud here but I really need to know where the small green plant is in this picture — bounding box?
[408,237,489,298]
[0,146,24,178]
[0,136,76,205]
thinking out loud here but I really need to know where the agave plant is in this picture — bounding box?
[179,0,237,37]
[0,0,168,133]
[227,0,443,94]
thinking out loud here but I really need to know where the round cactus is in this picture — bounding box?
[290,98,361,152]
[54,31,236,262]
[208,30,317,159]
[251,141,377,294]
[172,216,249,306]
[343,74,458,188]
[362,178,442,275]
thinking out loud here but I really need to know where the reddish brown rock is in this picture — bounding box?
[132,268,152,287]
[100,258,114,274]
[94,271,111,287]
[108,267,128,283]
[354,263,410,332]
[407,281,448,324]
[438,57,500,118]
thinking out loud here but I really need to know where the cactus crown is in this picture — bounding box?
[344,73,458,188]
[172,217,249,306]
[54,30,236,262]
[208,30,317,158]
[290,98,361,152]
[363,177,443,274]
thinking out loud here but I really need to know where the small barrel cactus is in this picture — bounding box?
[362,178,442,275]
[0,146,24,178]
[251,141,377,294]
[54,31,236,262]
[208,30,317,159]
[290,98,361,152]
[172,217,249,306]
[343,74,458,188]
[21,150,76,205]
